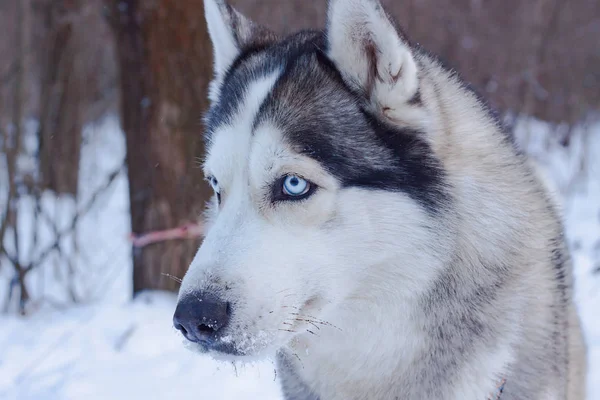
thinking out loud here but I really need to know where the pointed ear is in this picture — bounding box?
[203,0,275,77]
[326,0,419,114]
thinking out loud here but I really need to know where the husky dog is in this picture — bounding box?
[172,0,588,398]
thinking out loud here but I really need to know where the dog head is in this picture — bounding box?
[173,0,450,360]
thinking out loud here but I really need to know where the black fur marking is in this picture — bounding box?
[547,206,571,302]
[276,351,321,400]
[204,31,323,143]
[357,110,448,213]
[249,32,449,214]
[204,43,278,142]
[418,260,506,394]
[548,230,571,380]
[407,89,422,106]
[205,31,449,214]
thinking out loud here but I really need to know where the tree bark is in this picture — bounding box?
[37,0,82,195]
[107,0,213,294]
[8,0,29,310]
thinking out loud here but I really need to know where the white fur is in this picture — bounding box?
[182,66,446,363]
[203,0,239,76]
[183,70,282,296]
[202,71,282,188]
[450,345,514,399]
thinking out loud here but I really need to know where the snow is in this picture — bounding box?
[0,115,599,399]
[0,115,283,400]
[0,292,282,400]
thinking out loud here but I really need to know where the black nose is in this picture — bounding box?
[173,292,231,345]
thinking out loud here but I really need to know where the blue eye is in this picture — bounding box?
[206,176,218,192]
[283,175,309,196]
[207,176,221,204]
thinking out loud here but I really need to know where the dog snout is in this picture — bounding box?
[173,292,232,345]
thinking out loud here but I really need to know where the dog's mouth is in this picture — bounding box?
[182,296,326,361]
[183,327,276,360]
[183,335,243,357]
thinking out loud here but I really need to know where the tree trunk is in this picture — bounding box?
[35,0,117,195]
[107,0,213,294]
[37,0,82,195]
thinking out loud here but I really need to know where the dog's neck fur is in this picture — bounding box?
[280,287,512,400]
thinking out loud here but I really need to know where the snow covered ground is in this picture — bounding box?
[0,115,598,399]
[0,292,283,400]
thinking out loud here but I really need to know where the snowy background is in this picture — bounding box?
[0,115,599,399]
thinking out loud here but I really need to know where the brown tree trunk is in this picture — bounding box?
[107,0,213,294]
[35,0,117,196]
[37,0,82,195]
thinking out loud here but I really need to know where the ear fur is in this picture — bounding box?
[203,0,275,77]
[326,0,421,121]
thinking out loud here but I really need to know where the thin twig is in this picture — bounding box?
[24,160,126,272]
[161,273,182,284]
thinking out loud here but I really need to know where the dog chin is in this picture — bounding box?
[208,348,276,364]
[182,335,278,363]
[182,340,210,355]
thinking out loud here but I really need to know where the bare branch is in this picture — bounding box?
[13,0,29,311]
[0,182,13,264]
[24,160,126,272]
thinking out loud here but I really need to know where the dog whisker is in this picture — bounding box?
[284,317,322,331]
[279,328,297,333]
[276,288,294,294]
[289,313,342,331]
[301,319,321,330]
[161,273,183,283]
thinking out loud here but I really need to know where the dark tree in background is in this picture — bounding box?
[37,0,116,194]
[0,0,116,311]
[106,0,213,294]
[0,0,116,197]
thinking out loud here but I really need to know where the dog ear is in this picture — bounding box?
[203,0,275,77]
[326,0,419,113]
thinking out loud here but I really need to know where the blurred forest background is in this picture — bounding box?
[1,0,599,314]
